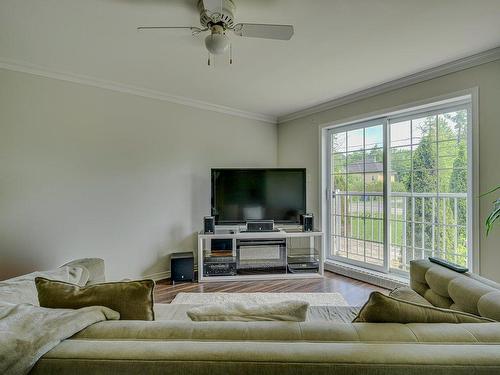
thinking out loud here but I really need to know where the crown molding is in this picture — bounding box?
[278,46,500,124]
[0,58,277,125]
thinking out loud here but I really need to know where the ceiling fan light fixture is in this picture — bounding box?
[204,32,229,55]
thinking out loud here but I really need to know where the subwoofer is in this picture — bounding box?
[170,252,194,284]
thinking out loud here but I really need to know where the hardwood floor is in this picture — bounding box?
[155,271,388,306]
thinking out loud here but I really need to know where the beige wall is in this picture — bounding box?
[278,60,500,282]
[0,69,277,281]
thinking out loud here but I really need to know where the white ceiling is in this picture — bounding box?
[1,0,500,121]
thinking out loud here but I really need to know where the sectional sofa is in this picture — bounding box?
[3,258,500,374]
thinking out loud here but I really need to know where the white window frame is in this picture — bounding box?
[319,88,479,276]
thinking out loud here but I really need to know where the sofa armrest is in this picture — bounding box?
[61,258,106,285]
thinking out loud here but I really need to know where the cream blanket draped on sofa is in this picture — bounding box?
[0,264,119,375]
[0,302,119,375]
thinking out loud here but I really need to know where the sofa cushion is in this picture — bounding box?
[424,266,457,298]
[353,291,494,323]
[477,291,500,321]
[448,277,497,315]
[35,277,155,320]
[70,319,500,343]
[187,301,309,322]
[423,288,454,308]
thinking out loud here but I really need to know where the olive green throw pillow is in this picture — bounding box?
[353,291,493,323]
[35,277,155,320]
[389,286,433,306]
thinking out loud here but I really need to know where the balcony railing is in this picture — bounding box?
[330,191,468,272]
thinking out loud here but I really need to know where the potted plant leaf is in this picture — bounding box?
[481,185,500,235]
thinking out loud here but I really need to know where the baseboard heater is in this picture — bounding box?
[325,261,408,290]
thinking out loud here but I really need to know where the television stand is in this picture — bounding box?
[197,226,324,282]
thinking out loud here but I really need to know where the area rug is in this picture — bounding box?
[171,292,348,306]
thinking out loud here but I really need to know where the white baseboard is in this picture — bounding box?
[324,261,408,290]
[144,270,171,282]
[144,266,199,282]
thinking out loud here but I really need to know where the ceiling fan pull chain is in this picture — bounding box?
[207,52,211,66]
[229,43,233,65]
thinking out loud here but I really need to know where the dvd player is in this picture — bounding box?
[204,256,237,277]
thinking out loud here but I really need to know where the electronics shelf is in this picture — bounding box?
[197,226,324,282]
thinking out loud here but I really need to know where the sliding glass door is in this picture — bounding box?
[326,100,471,274]
[328,120,387,272]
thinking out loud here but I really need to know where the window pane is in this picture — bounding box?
[438,169,452,193]
[347,173,364,192]
[438,110,467,142]
[332,236,347,258]
[331,215,346,236]
[332,132,347,153]
[332,153,346,173]
[365,195,384,219]
[412,170,437,193]
[346,195,364,217]
[438,140,459,169]
[391,171,411,193]
[347,216,364,239]
[365,173,383,192]
[365,218,383,243]
[347,151,364,173]
[412,116,436,144]
[412,143,437,171]
[332,174,346,192]
[391,120,411,147]
[347,128,364,152]
[365,125,383,149]
[390,146,411,171]
[365,148,383,172]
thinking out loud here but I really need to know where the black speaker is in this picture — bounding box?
[301,214,314,232]
[204,216,215,233]
[170,252,194,284]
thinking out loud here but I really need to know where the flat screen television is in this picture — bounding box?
[211,168,306,224]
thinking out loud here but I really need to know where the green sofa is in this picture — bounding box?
[21,259,500,374]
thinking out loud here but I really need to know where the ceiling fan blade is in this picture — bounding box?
[232,23,294,40]
[137,26,203,32]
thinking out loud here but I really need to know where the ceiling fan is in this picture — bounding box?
[137,0,294,65]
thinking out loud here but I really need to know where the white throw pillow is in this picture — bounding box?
[187,300,309,322]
